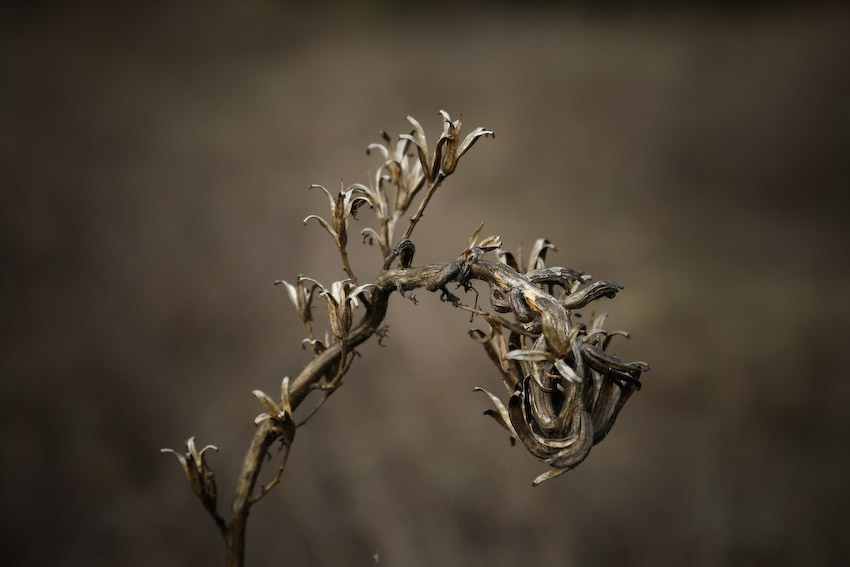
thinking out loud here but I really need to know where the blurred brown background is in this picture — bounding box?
[2,1,849,565]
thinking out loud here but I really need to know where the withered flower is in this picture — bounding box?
[366,131,426,209]
[400,111,494,182]
[253,377,293,424]
[303,183,372,251]
[275,275,317,324]
[465,221,502,253]
[253,377,296,444]
[302,330,331,355]
[301,277,377,339]
[161,437,219,506]
[353,170,392,255]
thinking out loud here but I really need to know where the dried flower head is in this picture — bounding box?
[275,275,318,324]
[300,278,377,340]
[303,184,372,250]
[401,111,494,182]
[362,134,424,256]
[161,437,219,511]
[253,377,296,444]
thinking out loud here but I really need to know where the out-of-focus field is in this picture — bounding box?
[2,2,849,566]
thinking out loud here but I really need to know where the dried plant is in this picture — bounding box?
[162,111,649,566]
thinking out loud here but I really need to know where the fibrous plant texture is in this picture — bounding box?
[163,111,649,566]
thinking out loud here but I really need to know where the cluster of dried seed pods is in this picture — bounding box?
[428,237,649,485]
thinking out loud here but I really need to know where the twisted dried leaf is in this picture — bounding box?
[526,267,587,290]
[508,287,535,323]
[474,387,519,438]
[456,126,495,160]
[581,342,648,389]
[553,358,583,384]
[532,466,571,486]
[526,238,556,271]
[505,349,553,362]
[561,280,623,309]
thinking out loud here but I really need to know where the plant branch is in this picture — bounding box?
[163,111,646,567]
[249,439,292,505]
[402,175,444,240]
[226,419,288,567]
[339,246,357,283]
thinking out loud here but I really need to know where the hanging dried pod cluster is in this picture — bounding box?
[462,238,649,485]
[162,111,647,566]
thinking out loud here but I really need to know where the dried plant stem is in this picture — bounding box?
[339,247,357,283]
[402,176,444,239]
[164,112,645,567]
[381,221,392,262]
[249,440,291,505]
[225,419,287,567]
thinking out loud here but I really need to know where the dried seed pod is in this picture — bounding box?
[508,287,535,323]
[394,238,416,268]
[580,342,647,389]
[526,266,586,289]
[561,280,623,309]
[523,318,542,335]
[489,288,512,313]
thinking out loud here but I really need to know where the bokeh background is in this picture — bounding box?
[3,1,849,565]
